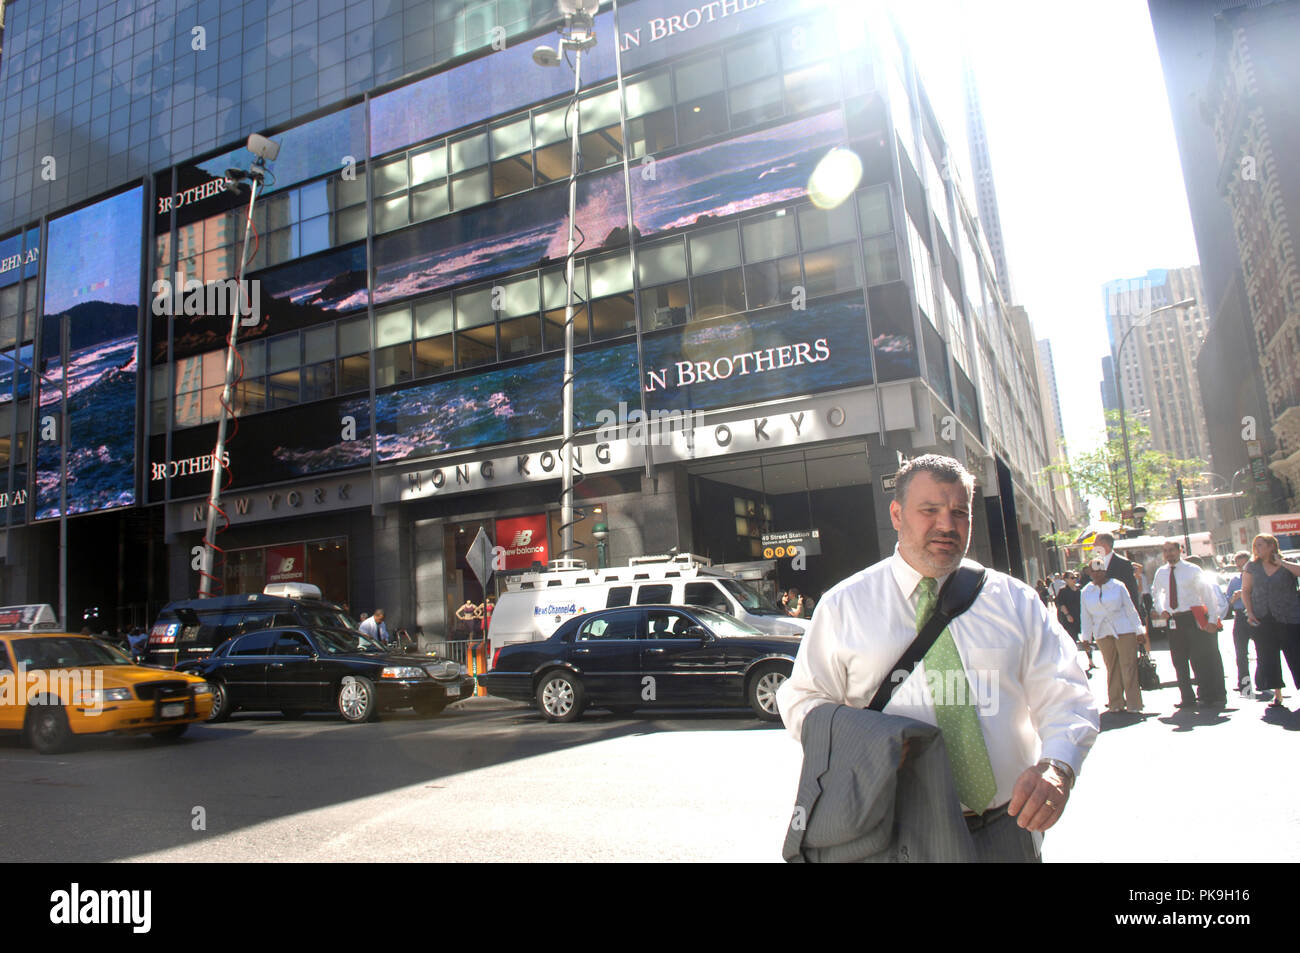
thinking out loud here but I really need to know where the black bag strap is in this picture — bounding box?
[866,564,987,712]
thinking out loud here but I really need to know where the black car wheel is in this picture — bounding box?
[536,670,584,723]
[338,675,377,723]
[25,705,73,755]
[151,724,188,742]
[414,697,447,717]
[207,680,232,723]
[748,664,790,722]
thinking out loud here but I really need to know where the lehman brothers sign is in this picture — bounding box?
[620,0,773,49]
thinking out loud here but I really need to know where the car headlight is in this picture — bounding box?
[190,681,212,695]
[73,687,133,705]
[380,666,427,679]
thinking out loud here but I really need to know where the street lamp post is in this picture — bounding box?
[197,136,280,597]
[1112,297,1196,518]
[534,0,598,570]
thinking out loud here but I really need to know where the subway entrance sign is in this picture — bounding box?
[761,530,822,559]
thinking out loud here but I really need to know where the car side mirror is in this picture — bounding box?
[685,625,711,642]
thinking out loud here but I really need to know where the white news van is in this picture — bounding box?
[487,553,808,656]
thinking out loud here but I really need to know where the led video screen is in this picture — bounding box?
[368,0,820,160]
[642,293,871,413]
[0,227,39,288]
[372,109,846,307]
[153,291,870,495]
[162,242,369,363]
[369,14,618,159]
[372,171,625,306]
[148,398,373,502]
[35,187,143,519]
[363,340,640,464]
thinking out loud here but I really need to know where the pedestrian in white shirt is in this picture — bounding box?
[1081,557,1147,714]
[1151,541,1226,709]
[776,454,1099,862]
[359,608,390,645]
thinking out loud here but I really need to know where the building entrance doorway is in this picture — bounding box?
[686,443,879,610]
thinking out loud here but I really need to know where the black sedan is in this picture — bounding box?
[479,605,799,723]
[178,626,476,723]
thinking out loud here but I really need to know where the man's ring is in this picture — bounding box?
[1045,799,1055,808]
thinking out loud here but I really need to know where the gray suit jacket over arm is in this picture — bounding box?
[783,703,977,863]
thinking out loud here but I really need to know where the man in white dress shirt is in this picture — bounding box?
[777,454,1099,861]
[359,608,390,645]
[1151,540,1226,709]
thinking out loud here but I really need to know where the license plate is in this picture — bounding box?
[443,684,460,698]
[161,702,185,718]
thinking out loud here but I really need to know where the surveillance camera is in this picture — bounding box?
[247,133,281,162]
[223,169,248,192]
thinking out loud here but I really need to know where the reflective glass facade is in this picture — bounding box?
[0,0,1059,602]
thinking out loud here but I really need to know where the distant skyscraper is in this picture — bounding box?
[1101,355,1119,418]
[1103,267,1213,466]
[1036,338,1084,524]
[963,57,1014,306]
[1037,339,1066,452]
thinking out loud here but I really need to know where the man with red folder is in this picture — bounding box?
[1151,540,1227,709]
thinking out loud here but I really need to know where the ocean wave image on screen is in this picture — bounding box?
[363,343,640,464]
[370,111,845,310]
[631,110,848,236]
[36,187,142,519]
[371,171,627,306]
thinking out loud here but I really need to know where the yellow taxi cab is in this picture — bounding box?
[0,605,213,754]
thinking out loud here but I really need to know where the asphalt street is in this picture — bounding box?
[1,618,1294,862]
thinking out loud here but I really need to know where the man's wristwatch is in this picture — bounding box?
[1038,758,1075,789]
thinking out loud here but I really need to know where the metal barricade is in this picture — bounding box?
[418,637,491,696]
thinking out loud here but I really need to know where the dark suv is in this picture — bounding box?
[146,593,358,669]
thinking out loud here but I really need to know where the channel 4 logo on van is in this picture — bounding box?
[534,603,577,616]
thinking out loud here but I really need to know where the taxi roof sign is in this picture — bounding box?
[0,604,61,632]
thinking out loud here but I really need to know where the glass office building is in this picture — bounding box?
[0,0,1059,632]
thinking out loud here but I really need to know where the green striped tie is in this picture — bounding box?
[915,576,998,813]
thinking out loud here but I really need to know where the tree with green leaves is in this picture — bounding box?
[1042,409,1205,529]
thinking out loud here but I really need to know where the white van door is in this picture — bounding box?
[682,580,735,614]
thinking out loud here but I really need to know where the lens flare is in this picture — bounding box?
[807,148,864,210]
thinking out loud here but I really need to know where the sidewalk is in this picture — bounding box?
[1044,618,1300,862]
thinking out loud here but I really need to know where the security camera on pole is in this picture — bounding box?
[533,0,598,571]
[197,133,281,597]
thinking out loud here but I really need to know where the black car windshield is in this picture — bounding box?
[719,579,785,616]
[688,607,765,637]
[299,607,358,631]
[12,637,133,669]
[312,628,385,655]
